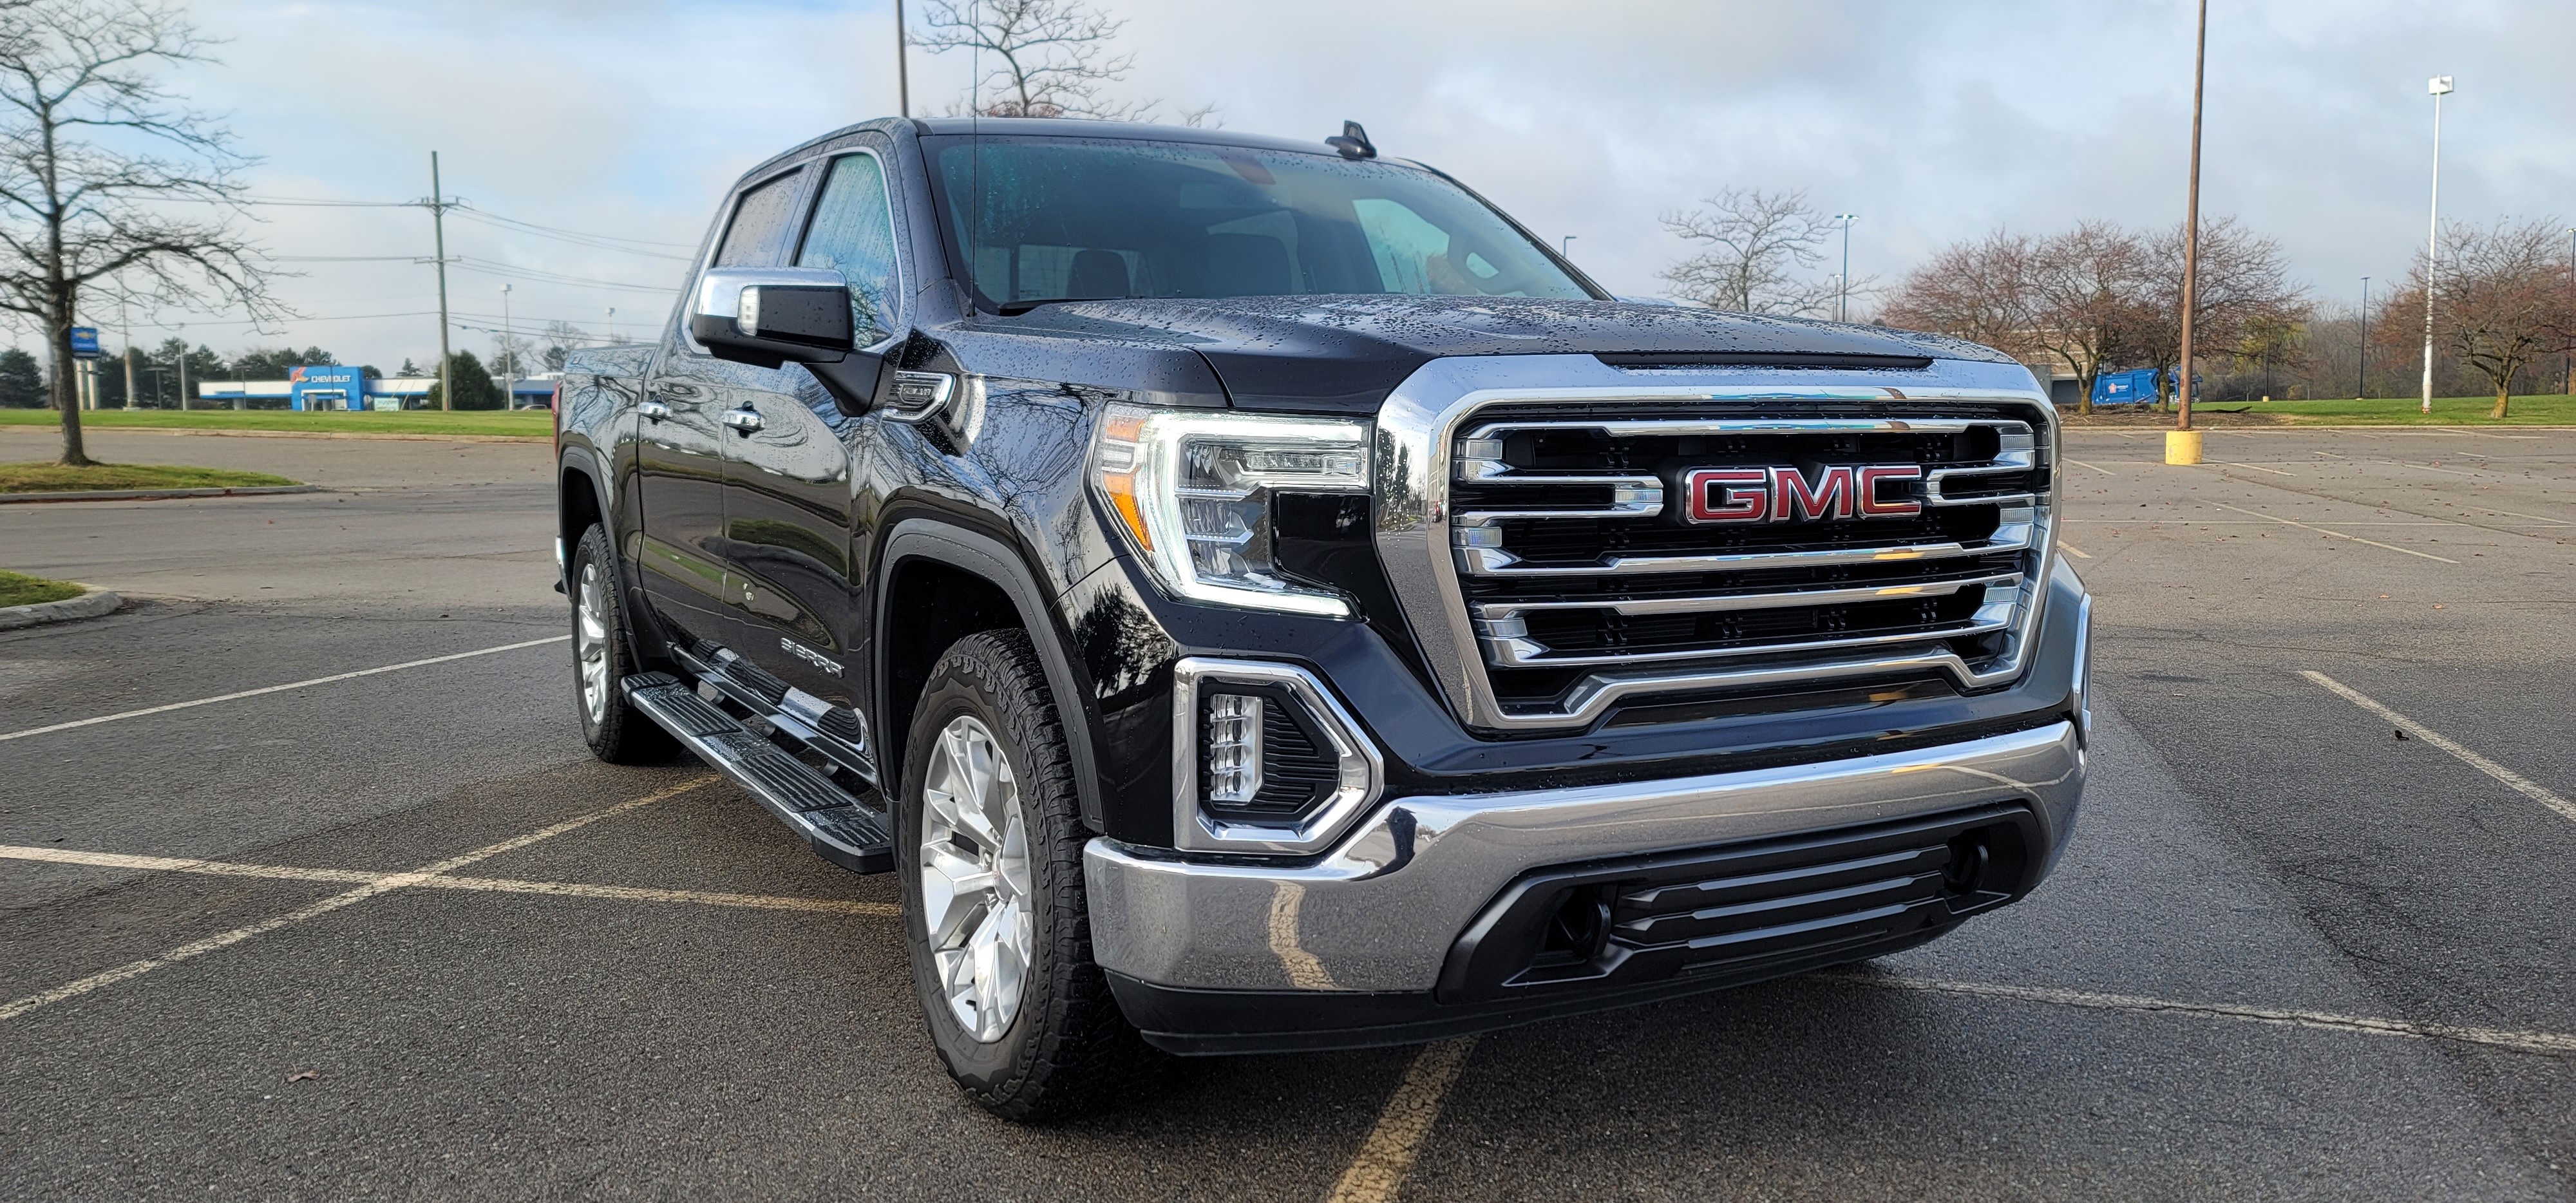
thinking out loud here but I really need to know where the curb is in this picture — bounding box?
[4,426,550,444]
[0,485,323,504]
[0,585,120,631]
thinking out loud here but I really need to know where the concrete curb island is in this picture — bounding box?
[0,485,323,504]
[0,585,120,631]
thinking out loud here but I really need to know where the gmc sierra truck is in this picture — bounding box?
[554,117,2092,1119]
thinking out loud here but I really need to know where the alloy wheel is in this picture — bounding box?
[575,561,611,725]
[918,714,1036,1042]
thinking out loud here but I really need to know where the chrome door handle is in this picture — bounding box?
[721,408,764,433]
[637,400,670,422]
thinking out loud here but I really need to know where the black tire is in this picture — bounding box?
[898,629,1151,1121]
[569,524,675,764]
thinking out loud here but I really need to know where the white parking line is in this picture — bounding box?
[1327,1037,1479,1203]
[2205,502,2459,564]
[0,777,712,1022]
[2213,462,2297,477]
[2058,542,2093,559]
[2063,459,2117,475]
[0,636,572,743]
[0,840,900,916]
[2300,671,2576,826]
[1841,973,2576,1056]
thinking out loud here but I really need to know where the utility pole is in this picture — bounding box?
[1833,214,1858,322]
[175,328,190,412]
[429,151,455,412]
[895,0,911,118]
[2358,277,2369,399]
[500,283,515,410]
[2168,0,2208,466]
[2420,76,2452,415]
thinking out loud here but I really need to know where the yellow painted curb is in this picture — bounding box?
[2165,430,2204,464]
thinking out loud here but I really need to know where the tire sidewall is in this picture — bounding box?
[898,638,1069,1098]
[570,527,621,751]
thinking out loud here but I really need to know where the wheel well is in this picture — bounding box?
[560,466,603,549]
[882,558,1025,784]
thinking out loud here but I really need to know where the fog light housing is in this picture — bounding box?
[1171,658,1383,855]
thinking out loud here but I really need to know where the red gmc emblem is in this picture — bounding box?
[1682,464,1924,524]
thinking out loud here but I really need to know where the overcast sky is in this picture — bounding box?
[91,0,2576,373]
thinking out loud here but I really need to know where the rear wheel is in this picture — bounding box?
[570,524,674,764]
[898,629,1150,1120]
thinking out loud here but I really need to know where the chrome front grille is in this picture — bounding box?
[1370,357,2058,732]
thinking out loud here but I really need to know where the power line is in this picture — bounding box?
[448,208,696,255]
[449,256,678,293]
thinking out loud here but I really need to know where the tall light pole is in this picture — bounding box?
[2168,0,2209,464]
[2420,75,2452,415]
[2357,276,2369,399]
[1833,214,1857,322]
[2564,227,2573,396]
[604,306,616,346]
[895,0,911,117]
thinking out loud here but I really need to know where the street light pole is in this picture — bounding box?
[1833,214,1857,322]
[2357,276,2369,399]
[1560,234,1575,260]
[2420,75,2452,415]
[895,0,911,118]
[2168,0,2208,464]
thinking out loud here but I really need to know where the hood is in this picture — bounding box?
[991,295,2016,413]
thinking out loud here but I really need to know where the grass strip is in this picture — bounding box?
[0,461,301,493]
[0,408,551,438]
[2067,394,2576,426]
[0,569,83,608]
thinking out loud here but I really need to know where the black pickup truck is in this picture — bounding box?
[554,117,2092,1119]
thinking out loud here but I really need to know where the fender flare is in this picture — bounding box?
[557,444,659,673]
[876,517,1105,830]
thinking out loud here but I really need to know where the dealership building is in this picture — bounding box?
[194,365,560,410]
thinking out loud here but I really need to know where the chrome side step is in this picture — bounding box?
[622,671,893,875]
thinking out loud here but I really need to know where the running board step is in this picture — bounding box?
[622,672,893,875]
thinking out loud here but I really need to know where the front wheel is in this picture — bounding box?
[569,524,674,764]
[898,629,1151,1120]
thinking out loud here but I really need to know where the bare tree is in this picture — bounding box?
[916,0,1154,120]
[1657,188,1848,316]
[2023,223,2150,414]
[1882,229,2039,357]
[2390,218,2572,418]
[2132,217,2304,409]
[0,0,275,465]
[540,318,587,372]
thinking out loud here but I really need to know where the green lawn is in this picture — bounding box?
[2072,394,2576,426]
[0,461,302,493]
[0,569,84,607]
[0,408,552,439]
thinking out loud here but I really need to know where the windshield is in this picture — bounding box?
[924,135,1594,310]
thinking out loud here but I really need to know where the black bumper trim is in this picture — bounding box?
[1108,924,1949,1056]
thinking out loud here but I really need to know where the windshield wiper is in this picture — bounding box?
[996,296,1119,316]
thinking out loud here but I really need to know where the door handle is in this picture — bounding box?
[637,400,670,422]
[721,408,765,433]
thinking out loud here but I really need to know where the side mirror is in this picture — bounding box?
[690,267,853,368]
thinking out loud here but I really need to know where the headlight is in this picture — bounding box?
[1091,404,1370,616]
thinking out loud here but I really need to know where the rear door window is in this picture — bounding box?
[713,171,803,267]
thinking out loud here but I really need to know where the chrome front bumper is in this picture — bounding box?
[1084,721,2084,995]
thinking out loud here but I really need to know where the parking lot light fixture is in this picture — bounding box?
[2420,75,2452,415]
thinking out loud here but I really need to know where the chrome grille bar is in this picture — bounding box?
[1470,571,2025,621]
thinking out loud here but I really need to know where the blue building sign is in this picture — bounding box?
[288,365,364,411]
[67,327,100,359]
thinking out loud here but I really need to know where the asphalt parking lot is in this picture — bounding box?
[3,424,2573,1200]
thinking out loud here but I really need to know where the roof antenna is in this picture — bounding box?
[1325,120,1376,160]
